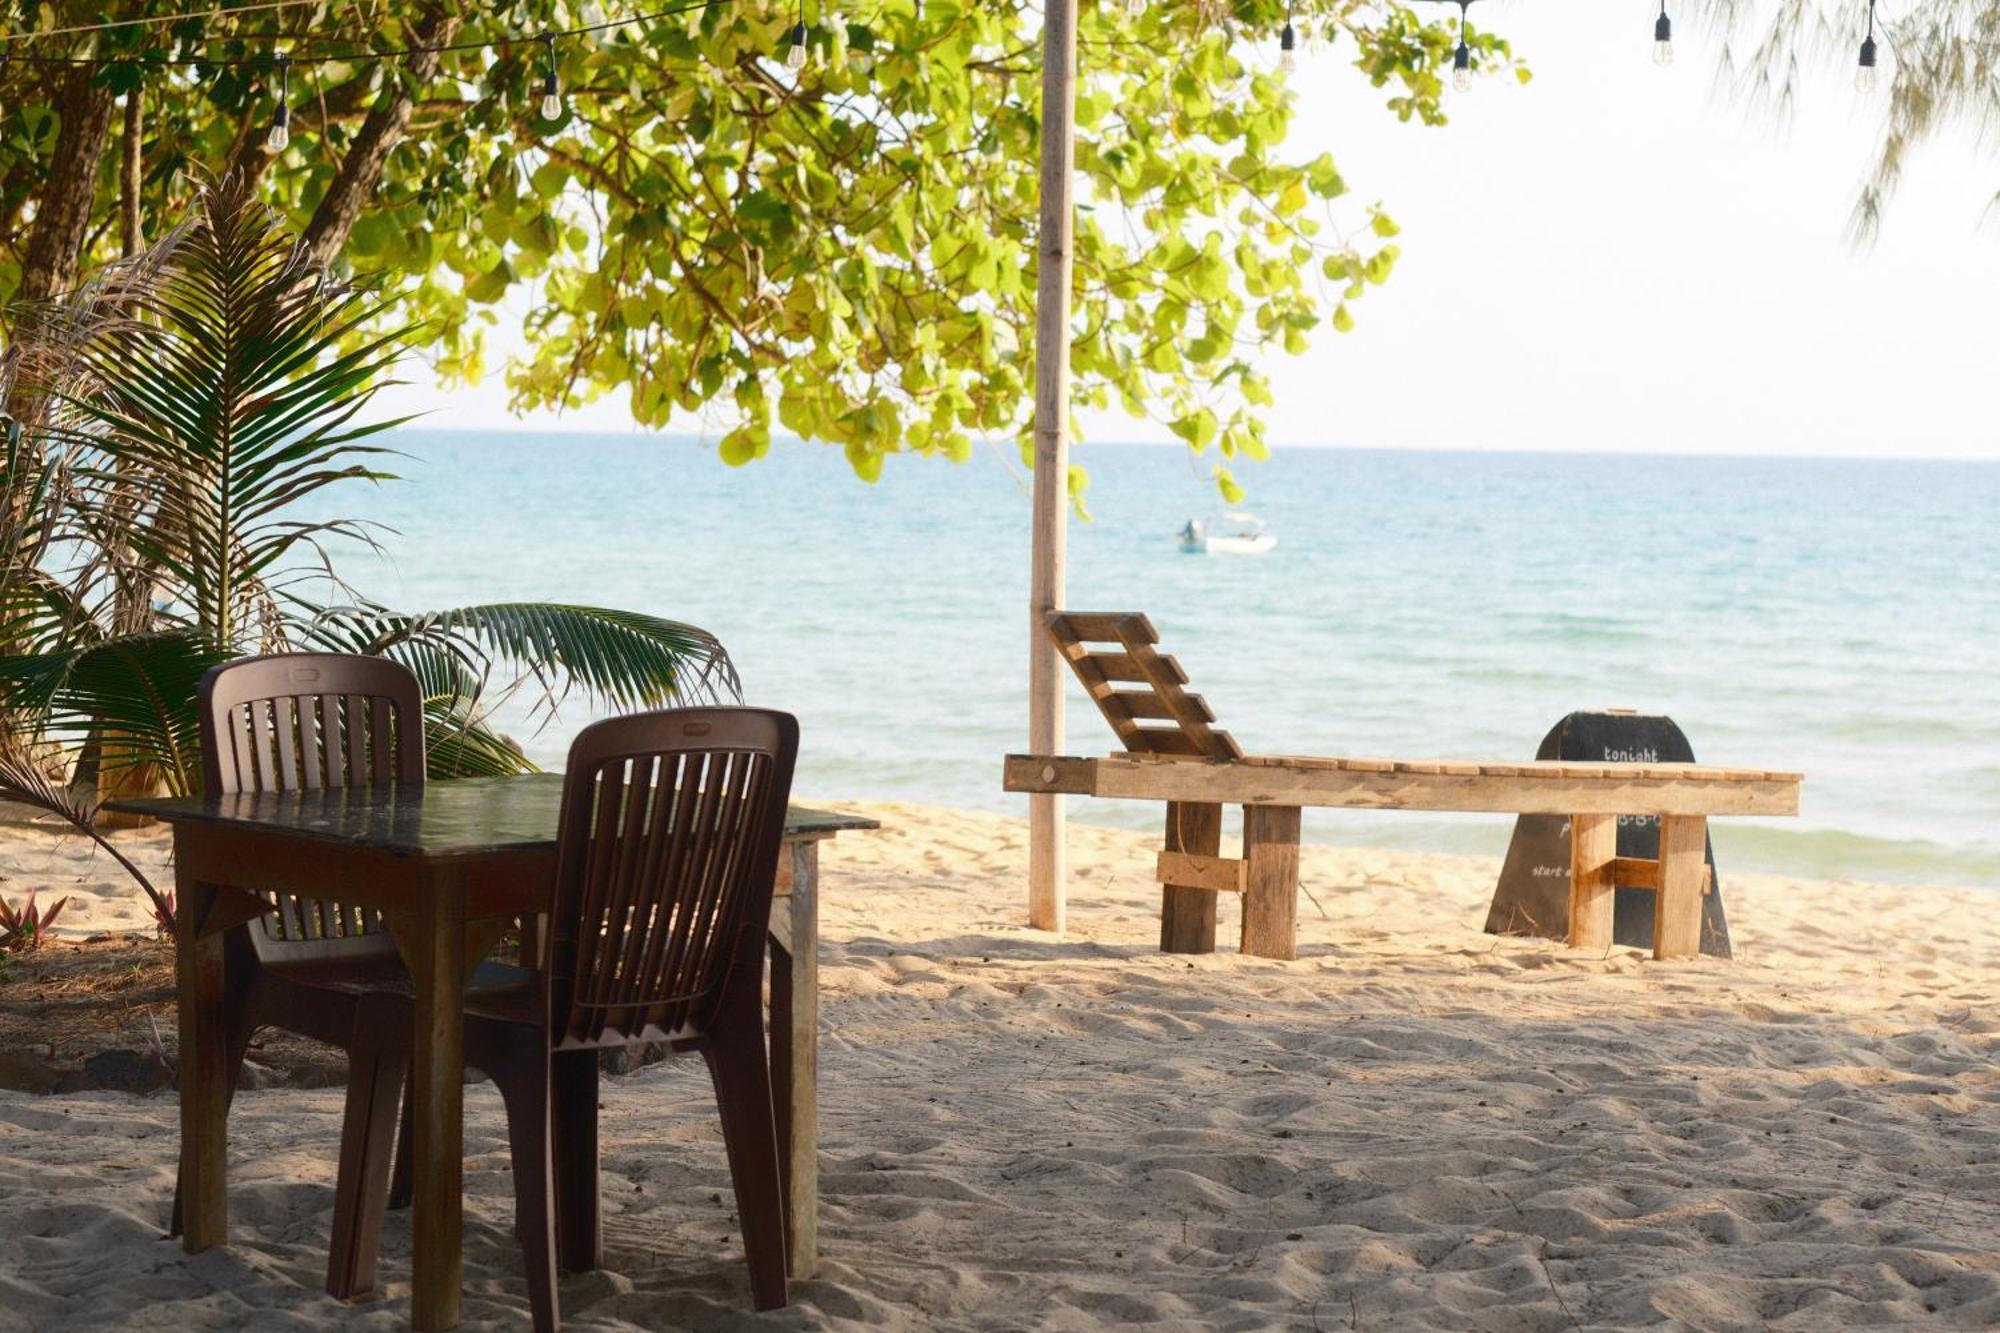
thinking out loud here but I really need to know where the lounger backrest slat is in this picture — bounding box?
[1047,612,1243,761]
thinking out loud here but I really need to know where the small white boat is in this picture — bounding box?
[1179,512,1276,556]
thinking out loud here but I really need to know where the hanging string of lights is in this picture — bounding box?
[0,0,1893,118]
[1350,1,1888,96]
[0,0,726,68]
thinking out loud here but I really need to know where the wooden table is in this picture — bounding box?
[110,775,875,1331]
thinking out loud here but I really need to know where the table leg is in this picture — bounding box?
[175,854,229,1252]
[1567,814,1619,951]
[1240,805,1302,961]
[1654,815,1708,960]
[1159,801,1222,954]
[404,866,467,1332]
[768,839,818,1279]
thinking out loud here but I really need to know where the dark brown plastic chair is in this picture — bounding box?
[457,707,799,1332]
[172,652,425,1299]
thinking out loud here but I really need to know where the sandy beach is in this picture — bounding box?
[0,802,1995,1330]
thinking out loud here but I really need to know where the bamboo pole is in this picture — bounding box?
[1027,0,1079,934]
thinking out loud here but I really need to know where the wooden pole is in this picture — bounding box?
[1027,0,1079,934]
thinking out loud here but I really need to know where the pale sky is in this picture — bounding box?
[381,2,2000,461]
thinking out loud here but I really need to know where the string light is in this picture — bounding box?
[1653,2,1673,67]
[1279,0,1296,74]
[1856,0,1879,94]
[786,0,808,70]
[539,32,562,120]
[0,2,723,69]
[265,54,290,152]
[1452,0,1473,92]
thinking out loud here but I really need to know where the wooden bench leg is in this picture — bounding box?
[1654,815,1707,960]
[1160,801,1222,954]
[1240,805,1301,961]
[1566,814,1617,951]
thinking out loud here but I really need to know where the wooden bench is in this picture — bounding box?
[1004,612,1802,962]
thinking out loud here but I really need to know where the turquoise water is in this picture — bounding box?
[334,432,2000,890]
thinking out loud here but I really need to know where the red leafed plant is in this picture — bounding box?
[0,888,69,953]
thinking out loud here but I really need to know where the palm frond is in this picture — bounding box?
[44,173,408,651]
[0,631,215,795]
[309,600,741,717]
[424,697,537,779]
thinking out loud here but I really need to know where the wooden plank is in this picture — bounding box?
[1002,754,1801,817]
[1239,805,1302,960]
[1609,856,1713,895]
[1125,726,1205,757]
[1109,690,1214,723]
[1609,856,1662,891]
[1654,815,1708,960]
[1085,651,1188,685]
[1159,801,1222,954]
[1156,849,1246,894]
[1050,611,1156,644]
[1567,813,1618,951]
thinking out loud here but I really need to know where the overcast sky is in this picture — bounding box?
[382,2,2000,461]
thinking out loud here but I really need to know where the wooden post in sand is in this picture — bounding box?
[1027,0,1079,934]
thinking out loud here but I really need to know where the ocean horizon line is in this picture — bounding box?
[386,425,2000,467]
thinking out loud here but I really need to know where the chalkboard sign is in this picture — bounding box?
[1483,711,1732,958]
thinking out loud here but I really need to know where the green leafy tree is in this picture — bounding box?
[0,2,1508,501]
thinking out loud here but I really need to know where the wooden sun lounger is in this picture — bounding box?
[1004,612,1803,962]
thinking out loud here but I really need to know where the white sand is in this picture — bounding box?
[1,802,1996,1330]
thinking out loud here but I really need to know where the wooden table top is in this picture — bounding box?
[108,773,879,860]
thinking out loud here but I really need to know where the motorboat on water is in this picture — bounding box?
[1178,512,1275,556]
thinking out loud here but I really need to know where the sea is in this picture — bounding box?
[331,431,2000,892]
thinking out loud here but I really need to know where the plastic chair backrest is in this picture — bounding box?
[546,708,798,1047]
[197,653,426,960]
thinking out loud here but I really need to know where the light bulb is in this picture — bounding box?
[1452,43,1472,92]
[1279,23,1296,74]
[1856,35,1879,93]
[540,91,562,120]
[265,56,291,154]
[1653,13,1674,66]
[786,22,809,70]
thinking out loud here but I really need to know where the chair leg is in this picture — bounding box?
[703,1004,789,1311]
[492,1055,560,1333]
[387,1078,415,1211]
[326,1043,409,1300]
[551,1049,600,1275]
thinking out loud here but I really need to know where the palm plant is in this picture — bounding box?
[0,174,737,930]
